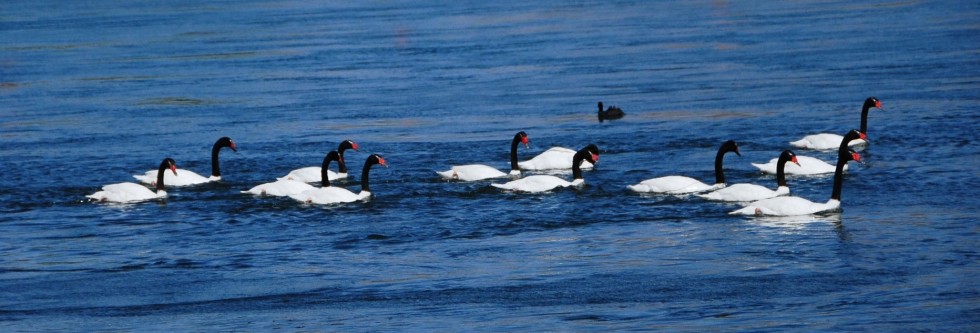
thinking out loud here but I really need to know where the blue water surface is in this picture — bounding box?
[1,0,978,331]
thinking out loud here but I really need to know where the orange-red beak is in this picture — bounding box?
[791,156,801,167]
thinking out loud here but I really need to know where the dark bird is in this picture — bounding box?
[597,101,625,122]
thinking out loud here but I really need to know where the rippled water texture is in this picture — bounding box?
[1,1,978,331]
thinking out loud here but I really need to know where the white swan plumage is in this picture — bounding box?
[698,150,799,202]
[789,97,881,150]
[242,179,316,196]
[290,154,387,204]
[732,150,860,216]
[281,140,358,183]
[756,130,865,175]
[134,137,236,186]
[438,131,529,181]
[518,146,595,170]
[628,140,740,194]
[89,158,178,203]
[493,145,598,193]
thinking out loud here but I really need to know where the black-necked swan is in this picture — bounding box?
[754,130,866,175]
[134,137,236,186]
[89,158,178,203]
[628,140,740,194]
[790,97,882,150]
[437,131,529,181]
[698,150,800,202]
[242,151,342,197]
[597,101,625,122]
[518,139,597,170]
[290,154,387,204]
[282,139,359,182]
[731,147,862,216]
[492,144,598,193]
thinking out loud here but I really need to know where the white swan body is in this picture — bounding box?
[628,176,723,194]
[698,184,789,202]
[243,179,315,196]
[790,97,881,150]
[280,167,341,182]
[282,140,358,183]
[731,198,840,216]
[701,149,799,202]
[289,153,387,205]
[134,169,213,186]
[629,140,740,194]
[91,158,177,203]
[439,131,529,181]
[438,165,511,181]
[494,145,598,193]
[134,137,236,186]
[87,182,167,203]
[733,137,863,217]
[491,175,582,193]
[752,155,845,175]
[790,134,866,150]
[519,147,594,170]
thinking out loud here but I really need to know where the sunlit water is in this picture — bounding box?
[2,1,978,331]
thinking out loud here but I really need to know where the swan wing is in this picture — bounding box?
[289,187,361,204]
[697,183,780,202]
[243,179,315,196]
[492,175,571,192]
[88,182,160,203]
[134,168,209,186]
[518,147,594,170]
[438,164,507,181]
[628,176,713,194]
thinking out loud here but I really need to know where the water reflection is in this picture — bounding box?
[746,212,842,230]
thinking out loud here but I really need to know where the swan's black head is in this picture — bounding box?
[598,101,604,111]
[216,137,237,152]
[720,140,741,157]
[516,131,530,148]
[779,150,801,167]
[864,97,882,110]
[161,158,178,175]
[579,144,600,164]
[339,140,359,152]
[844,129,867,142]
[367,154,387,167]
[841,148,861,163]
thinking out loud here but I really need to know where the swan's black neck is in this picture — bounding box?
[210,141,223,177]
[831,153,848,201]
[775,153,790,187]
[337,152,348,173]
[572,153,585,180]
[156,158,174,192]
[360,159,375,192]
[860,103,872,134]
[337,141,356,173]
[509,132,523,171]
[210,137,235,177]
[320,153,337,188]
